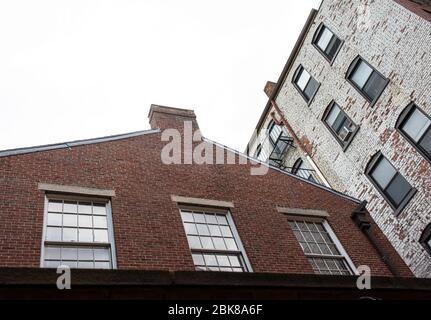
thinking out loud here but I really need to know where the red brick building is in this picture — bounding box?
[0,105,430,299]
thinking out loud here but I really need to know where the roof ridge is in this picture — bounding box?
[0,128,160,158]
[203,136,362,205]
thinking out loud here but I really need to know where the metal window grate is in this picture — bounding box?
[43,199,113,269]
[289,220,352,275]
[180,209,248,272]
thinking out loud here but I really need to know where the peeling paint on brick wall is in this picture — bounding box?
[274,0,431,277]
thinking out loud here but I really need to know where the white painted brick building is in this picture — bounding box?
[247,0,431,277]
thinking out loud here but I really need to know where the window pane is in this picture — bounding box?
[63,201,77,213]
[220,226,233,237]
[228,255,241,267]
[363,71,387,101]
[45,260,61,268]
[403,108,431,143]
[371,157,396,189]
[61,247,78,260]
[304,77,319,100]
[193,213,206,223]
[187,236,202,249]
[192,253,204,266]
[93,216,108,229]
[201,237,215,249]
[94,248,110,261]
[79,215,93,228]
[213,237,227,250]
[197,224,210,236]
[203,254,217,266]
[44,246,61,260]
[78,261,94,269]
[181,211,194,222]
[216,215,228,225]
[48,200,62,213]
[94,229,109,243]
[78,202,92,214]
[419,128,431,156]
[94,262,110,269]
[93,203,107,215]
[63,214,78,227]
[296,68,311,91]
[350,60,372,88]
[205,214,218,224]
[386,174,412,207]
[79,228,93,242]
[63,228,78,242]
[325,37,342,60]
[209,225,222,236]
[78,248,94,261]
[184,223,198,235]
[62,261,78,269]
[47,213,62,226]
[216,255,231,267]
[46,227,61,241]
[325,104,341,127]
[332,111,348,134]
[225,238,238,250]
[316,27,333,51]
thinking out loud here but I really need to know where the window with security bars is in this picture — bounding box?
[289,220,353,275]
[42,198,115,269]
[180,209,249,272]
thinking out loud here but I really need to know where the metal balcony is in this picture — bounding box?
[268,135,294,165]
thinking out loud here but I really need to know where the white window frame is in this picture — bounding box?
[40,195,117,269]
[179,206,253,273]
[288,217,357,275]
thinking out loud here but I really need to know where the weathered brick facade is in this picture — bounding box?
[0,105,412,280]
[248,0,431,277]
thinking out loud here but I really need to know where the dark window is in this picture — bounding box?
[419,223,431,255]
[323,101,358,150]
[346,57,389,106]
[365,152,416,215]
[293,65,320,104]
[291,158,316,182]
[396,103,431,162]
[268,120,282,146]
[312,24,343,63]
[254,144,262,158]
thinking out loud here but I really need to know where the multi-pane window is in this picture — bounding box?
[42,198,115,269]
[313,24,342,63]
[291,158,317,182]
[323,101,358,148]
[396,103,431,162]
[289,220,353,275]
[268,120,282,146]
[347,57,388,106]
[366,153,416,213]
[180,208,249,272]
[293,65,320,103]
[254,143,268,162]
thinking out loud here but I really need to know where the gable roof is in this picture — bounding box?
[0,128,160,158]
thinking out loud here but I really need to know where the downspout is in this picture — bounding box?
[271,100,331,188]
[351,201,401,277]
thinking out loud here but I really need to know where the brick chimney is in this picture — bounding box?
[264,81,277,98]
[148,104,199,131]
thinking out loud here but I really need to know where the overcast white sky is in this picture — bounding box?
[0,0,321,152]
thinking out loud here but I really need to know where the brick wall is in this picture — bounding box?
[273,0,431,276]
[0,106,412,277]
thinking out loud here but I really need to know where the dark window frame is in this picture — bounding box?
[419,223,431,256]
[322,100,360,152]
[346,56,389,107]
[267,119,282,147]
[312,23,344,65]
[292,65,320,106]
[291,158,303,175]
[254,143,262,159]
[395,102,431,163]
[365,151,417,216]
